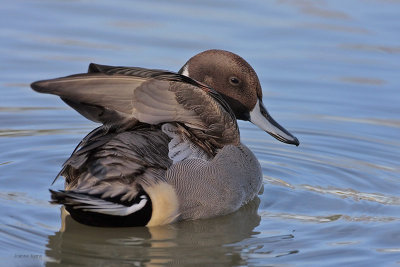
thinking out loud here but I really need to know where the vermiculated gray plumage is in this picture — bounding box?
[166,144,262,220]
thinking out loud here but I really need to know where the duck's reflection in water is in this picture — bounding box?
[45,198,261,266]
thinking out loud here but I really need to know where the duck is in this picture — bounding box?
[31,49,299,227]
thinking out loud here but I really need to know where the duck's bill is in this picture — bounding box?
[249,100,299,146]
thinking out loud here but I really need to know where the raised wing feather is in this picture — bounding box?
[31,64,239,149]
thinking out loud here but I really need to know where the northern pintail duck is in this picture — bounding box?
[31,49,299,227]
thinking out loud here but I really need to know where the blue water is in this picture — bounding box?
[1,0,400,266]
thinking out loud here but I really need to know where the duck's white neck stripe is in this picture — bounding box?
[180,64,189,77]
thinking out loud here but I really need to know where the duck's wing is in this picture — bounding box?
[61,125,171,187]
[31,64,239,149]
[50,125,178,227]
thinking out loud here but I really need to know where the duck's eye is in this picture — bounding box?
[229,77,240,85]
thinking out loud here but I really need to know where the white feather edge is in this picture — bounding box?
[68,194,148,216]
[180,64,189,77]
[64,180,181,226]
[161,123,210,164]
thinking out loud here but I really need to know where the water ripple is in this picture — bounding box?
[1,0,400,265]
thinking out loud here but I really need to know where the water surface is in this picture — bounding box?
[1,0,400,266]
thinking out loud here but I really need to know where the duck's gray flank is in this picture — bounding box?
[31,49,299,227]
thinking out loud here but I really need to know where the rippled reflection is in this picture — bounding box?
[45,199,261,266]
